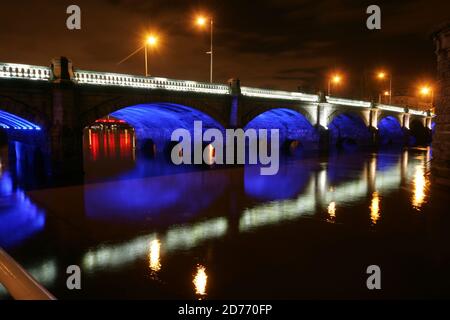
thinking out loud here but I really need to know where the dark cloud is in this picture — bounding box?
[0,0,448,97]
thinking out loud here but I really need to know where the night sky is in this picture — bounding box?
[1,0,449,98]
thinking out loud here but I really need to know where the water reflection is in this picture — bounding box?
[370,192,381,225]
[193,265,208,298]
[412,165,428,210]
[84,170,229,224]
[1,126,436,299]
[0,147,46,249]
[82,218,228,272]
[240,149,425,232]
[149,239,162,275]
[327,201,336,222]
[85,127,136,162]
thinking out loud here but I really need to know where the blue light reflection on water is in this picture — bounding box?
[0,167,46,249]
[84,168,229,223]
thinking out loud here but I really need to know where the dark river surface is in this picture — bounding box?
[1,127,450,299]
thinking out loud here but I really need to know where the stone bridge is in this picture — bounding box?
[0,57,434,177]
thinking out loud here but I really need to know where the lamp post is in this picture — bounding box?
[377,71,392,104]
[145,35,158,77]
[196,16,214,83]
[117,33,160,76]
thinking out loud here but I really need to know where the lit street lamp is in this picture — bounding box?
[145,35,158,77]
[117,33,160,77]
[195,15,214,83]
[378,90,391,104]
[328,74,342,96]
[419,85,434,107]
[376,71,392,104]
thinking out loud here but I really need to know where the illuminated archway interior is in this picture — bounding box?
[106,103,224,151]
[244,108,318,150]
[0,109,41,130]
[329,113,371,147]
[378,116,404,145]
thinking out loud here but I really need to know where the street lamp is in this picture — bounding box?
[195,15,214,83]
[328,74,342,96]
[419,85,434,107]
[379,90,391,104]
[376,71,392,104]
[117,33,160,76]
[145,35,158,77]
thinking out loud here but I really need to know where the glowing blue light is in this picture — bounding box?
[85,168,229,223]
[0,110,41,130]
[329,113,371,148]
[378,116,404,145]
[244,108,318,148]
[109,103,224,151]
[244,164,312,201]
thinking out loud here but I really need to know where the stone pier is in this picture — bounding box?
[432,22,450,186]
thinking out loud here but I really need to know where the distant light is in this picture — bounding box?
[383,91,390,96]
[196,16,207,27]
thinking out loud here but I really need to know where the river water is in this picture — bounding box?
[1,127,449,299]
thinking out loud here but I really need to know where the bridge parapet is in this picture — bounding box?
[326,96,371,108]
[0,62,51,81]
[377,104,406,113]
[241,86,319,103]
[73,69,230,95]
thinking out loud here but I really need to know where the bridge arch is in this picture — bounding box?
[244,108,319,152]
[242,103,316,129]
[377,116,404,145]
[84,102,226,156]
[327,111,371,148]
[0,95,47,129]
[80,94,229,129]
[409,118,431,145]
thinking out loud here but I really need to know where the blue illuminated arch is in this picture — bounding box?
[0,110,41,130]
[108,103,224,149]
[378,116,404,145]
[328,112,371,148]
[244,108,318,149]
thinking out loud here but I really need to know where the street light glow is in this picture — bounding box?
[196,16,207,27]
[146,35,158,47]
[420,86,432,96]
[332,75,342,84]
[377,72,386,79]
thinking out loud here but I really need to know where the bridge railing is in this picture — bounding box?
[241,87,319,103]
[73,70,230,95]
[326,96,372,108]
[408,108,430,116]
[0,63,52,81]
[377,104,406,113]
